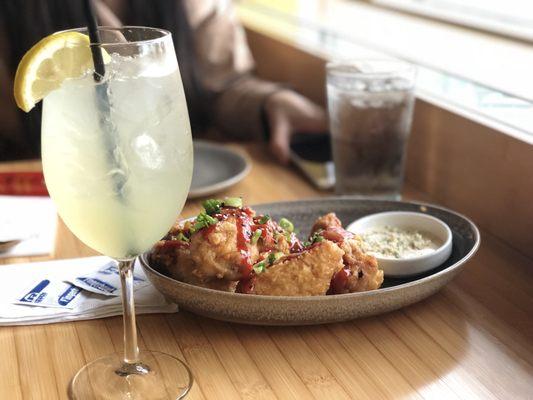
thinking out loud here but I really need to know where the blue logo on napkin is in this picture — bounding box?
[76,277,117,294]
[58,285,82,306]
[20,279,50,304]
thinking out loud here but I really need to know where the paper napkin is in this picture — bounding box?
[0,195,57,258]
[0,256,177,326]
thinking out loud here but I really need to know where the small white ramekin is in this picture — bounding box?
[347,211,453,277]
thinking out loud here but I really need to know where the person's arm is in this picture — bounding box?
[94,0,122,27]
[185,0,278,140]
[185,0,327,162]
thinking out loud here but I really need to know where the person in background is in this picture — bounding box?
[0,0,327,163]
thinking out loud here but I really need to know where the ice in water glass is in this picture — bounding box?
[327,60,416,199]
[41,27,193,399]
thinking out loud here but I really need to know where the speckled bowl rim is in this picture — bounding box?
[139,197,480,302]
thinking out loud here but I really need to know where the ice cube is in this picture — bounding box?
[131,133,163,170]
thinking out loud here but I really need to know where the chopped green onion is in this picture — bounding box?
[258,215,271,224]
[267,252,284,264]
[202,199,223,215]
[223,197,243,208]
[279,218,294,233]
[251,229,262,245]
[176,232,190,242]
[191,212,218,233]
[253,261,266,274]
[304,230,324,246]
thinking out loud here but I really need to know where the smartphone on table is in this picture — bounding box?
[289,132,334,190]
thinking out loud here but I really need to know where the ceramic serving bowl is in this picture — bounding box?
[347,211,453,277]
[139,197,480,326]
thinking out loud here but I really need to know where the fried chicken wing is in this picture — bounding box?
[311,213,384,293]
[254,218,302,255]
[151,222,193,278]
[312,212,342,232]
[189,216,260,281]
[151,224,239,292]
[337,239,383,293]
[254,240,344,296]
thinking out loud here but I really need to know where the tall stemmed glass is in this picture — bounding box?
[41,27,193,399]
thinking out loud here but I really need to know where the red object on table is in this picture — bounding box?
[0,172,49,196]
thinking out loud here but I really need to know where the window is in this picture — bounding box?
[238,0,533,140]
[372,0,533,42]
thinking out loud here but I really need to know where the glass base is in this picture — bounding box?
[69,350,193,400]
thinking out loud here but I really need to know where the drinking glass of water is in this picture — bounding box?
[326,60,416,199]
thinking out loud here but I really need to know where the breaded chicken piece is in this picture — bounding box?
[152,212,299,291]
[311,213,384,293]
[179,270,238,292]
[254,240,344,296]
[260,230,301,255]
[312,213,342,232]
[164,248,195,283]
[338,239,383,292]
[189,216,259,281]
[151,239,187,277]
[151,240,237,292]
[253,218,302,255]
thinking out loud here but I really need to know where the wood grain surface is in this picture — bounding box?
[0,144,532,399]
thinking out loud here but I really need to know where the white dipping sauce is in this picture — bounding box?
[359,225,441,259]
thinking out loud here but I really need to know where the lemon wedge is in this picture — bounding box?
[14,31,110,112]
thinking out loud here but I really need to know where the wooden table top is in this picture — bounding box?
[1,144,532,400]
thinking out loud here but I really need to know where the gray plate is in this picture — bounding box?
[140,198,480,326]
[188,140,251,199]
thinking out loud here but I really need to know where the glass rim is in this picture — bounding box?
[55,26,172,47]
[326,59,416,77]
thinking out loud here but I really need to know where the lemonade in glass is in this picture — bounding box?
[15,26,193,399]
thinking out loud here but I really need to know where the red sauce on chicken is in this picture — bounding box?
[289,235,304,253]
[197,206,255,277]
[202,223,217,237]
[236,213,253,277]
[236,275,256,294]
[327,267,351,294]
[198,207,305,280]
[213,206,254,220]
[321,227,353,243]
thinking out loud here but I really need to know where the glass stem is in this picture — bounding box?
[118,259,140,364]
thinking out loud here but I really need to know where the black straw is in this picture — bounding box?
[81,0,129,207]
[82,0,106,81]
